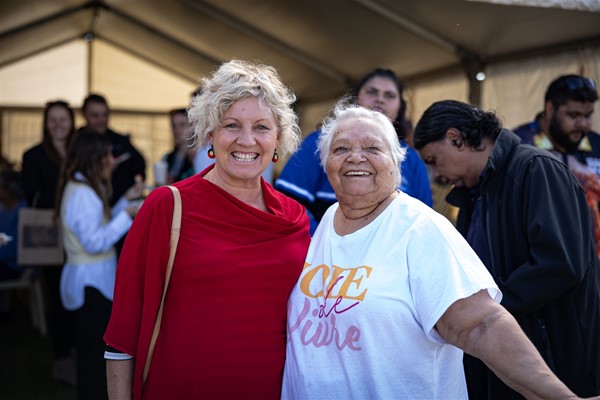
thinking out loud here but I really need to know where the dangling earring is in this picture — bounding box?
[207,146,215,159]
[272,150,279,163]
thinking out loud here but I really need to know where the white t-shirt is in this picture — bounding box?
[282,192,501,400]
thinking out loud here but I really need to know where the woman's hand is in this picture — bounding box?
[125,200,143,218]
[124,175,145,201]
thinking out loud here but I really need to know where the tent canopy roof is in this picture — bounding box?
[2,0,599,103]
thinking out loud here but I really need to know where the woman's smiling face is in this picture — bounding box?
[210,97,279,187]
[326,117,398,202]
[47,105,72,142]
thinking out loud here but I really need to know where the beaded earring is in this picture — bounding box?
[272,150,279,163]
[207,146,216,159]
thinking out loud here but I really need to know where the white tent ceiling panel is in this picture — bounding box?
[0,0,85,33]
[405,73,470,124]
[468,0,600,12]
[91,40,198,111]
[194,0,460,80]
[0,10,90,67]
[377,0,600,57]
[103,0,351,100]
[92,11,216,82]
[109,0,248,58]
[0,40,87,106]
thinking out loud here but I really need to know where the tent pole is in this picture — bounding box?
[86,37,92,95]
[461,54,485,107]
[85,3,101,96]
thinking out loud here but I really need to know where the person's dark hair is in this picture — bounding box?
[545,75,598,109]
[0,170,24,201]
[82,93,109,112]
[413,100,502,150]
[169,108,187,119]
[353,68,409,140]
[43,100,76,163]
[54,131,113,221]
[0,155,14,172]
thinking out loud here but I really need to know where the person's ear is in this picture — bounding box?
[544,101,555,119]
[445,128,463,148]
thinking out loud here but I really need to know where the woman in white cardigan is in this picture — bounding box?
[55,132,143,400]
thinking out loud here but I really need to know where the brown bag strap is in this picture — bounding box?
[142,185,182,385]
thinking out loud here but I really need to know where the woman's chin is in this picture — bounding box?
[336,188,377,203]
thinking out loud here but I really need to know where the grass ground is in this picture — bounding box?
[0,294,76,400]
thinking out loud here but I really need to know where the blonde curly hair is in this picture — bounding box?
[187,60,301,157]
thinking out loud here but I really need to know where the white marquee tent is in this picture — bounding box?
[1,0,599,185]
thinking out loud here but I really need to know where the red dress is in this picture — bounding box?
[104,167,310,399]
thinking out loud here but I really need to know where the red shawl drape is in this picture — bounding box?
[104,167,310,399]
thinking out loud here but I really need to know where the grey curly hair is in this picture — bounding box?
[187,60,301,157]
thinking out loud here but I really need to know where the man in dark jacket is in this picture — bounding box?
[79,94,146,205]
[413,99,600,399]
[513,75,600,256]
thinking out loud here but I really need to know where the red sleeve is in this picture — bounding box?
[104,185,174,357]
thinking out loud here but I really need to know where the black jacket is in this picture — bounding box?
[164,148,194,183]
[447,129,600,398]
[22,143,60,209]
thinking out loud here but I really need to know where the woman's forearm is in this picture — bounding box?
[107,359,134,400]
[470,311,576,399]
[437,291,580,400]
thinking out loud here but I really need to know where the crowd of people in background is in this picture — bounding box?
[0,64,599,399]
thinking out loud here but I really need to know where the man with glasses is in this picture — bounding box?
[514,75,600,255]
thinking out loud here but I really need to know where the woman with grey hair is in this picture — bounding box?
[105,60,310,400]
[281,101,597,399]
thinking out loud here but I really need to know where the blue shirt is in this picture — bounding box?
[0,200,27,271]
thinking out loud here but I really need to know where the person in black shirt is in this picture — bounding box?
[162,108,194,183]
[79,94,146,205]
